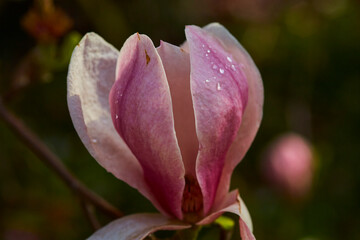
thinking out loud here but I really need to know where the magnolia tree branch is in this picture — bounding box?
[81,199,101,230]
[0,98,123,219]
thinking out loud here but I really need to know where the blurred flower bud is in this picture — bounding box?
[262,133,314,199]
[21,0,72,43]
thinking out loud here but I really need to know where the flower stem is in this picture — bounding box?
[172,226,201,240]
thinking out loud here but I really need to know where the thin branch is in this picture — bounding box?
[0,97,123,219]
[80,199,101,230]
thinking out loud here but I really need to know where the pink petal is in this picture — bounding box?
[109,33,185,219]
[157,41,198,176]
[202,23,264,208]
[87,213,191,240]
[67,33,159,211]
[185,25,248,214]
[240,219,256,240]
[197,191,255,240]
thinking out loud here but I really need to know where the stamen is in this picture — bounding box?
[181,175,203,223]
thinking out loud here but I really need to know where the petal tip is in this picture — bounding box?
[82,32,104,44]
[185,25,202,35]
[204,22,222,29]
[185,25,197,32]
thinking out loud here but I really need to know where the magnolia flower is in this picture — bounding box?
[262,133,313,199]
[67,23,263,240]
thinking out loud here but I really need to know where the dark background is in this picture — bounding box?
[0,0,359,239]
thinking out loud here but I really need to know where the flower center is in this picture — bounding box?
[181,175,203,223]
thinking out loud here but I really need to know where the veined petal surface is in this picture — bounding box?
[109,33,185,219]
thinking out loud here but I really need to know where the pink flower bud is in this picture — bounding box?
[262,133,314,199]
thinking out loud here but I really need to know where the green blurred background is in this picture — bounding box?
[0,0,359,239]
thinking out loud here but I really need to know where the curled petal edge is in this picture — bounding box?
[197,190,255,240]
[87,213,191,240]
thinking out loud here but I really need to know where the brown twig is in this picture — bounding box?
[0,97,123,219]
[80,199,101,230]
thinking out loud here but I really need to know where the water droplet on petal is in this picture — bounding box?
[231,65,236,71]
[212,65,218,69]
[205,54,208,57]
[219,68,225,74]
[91,138,98,143]
[116,114,119,119]
[205,79,210,83]
[227,56,232,62]
[207,49,211,53]
[202,44,205,48]
[217,82,222,91]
